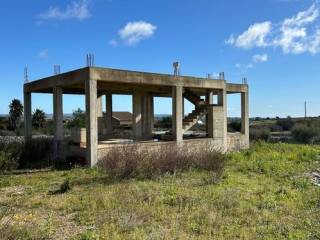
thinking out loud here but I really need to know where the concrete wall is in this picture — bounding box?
[227,133,250,151]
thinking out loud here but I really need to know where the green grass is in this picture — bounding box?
[0,142,320,239]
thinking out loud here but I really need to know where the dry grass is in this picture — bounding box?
[98,143,226,180]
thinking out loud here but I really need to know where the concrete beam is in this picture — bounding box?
[24,68,88,93]
[226,83,248,93]
[133,91,142,139]
[90,67,226,90]
[172,86,183,142]
[23,90,32,142]
[105,93,113,135]
[85,79,98,167]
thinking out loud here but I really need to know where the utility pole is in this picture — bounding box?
[304,101,307,120]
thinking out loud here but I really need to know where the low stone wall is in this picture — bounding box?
[227,133,249,151]
[67,135,249,164]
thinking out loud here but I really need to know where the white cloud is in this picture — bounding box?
[118,21,157,46]
[39,0,90,21]
[227,2,320,54]
[252,54,268,63]
[38,49,49,59]
[226,22,272,48]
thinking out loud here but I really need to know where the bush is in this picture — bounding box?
[228,121,241,132]
[276,117,294,131]
[250,128,270,141]
[0,138,54,173]
[67,108,86,129]
[291,124,320,144]
[98,143,227,180]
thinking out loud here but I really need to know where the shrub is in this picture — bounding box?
[0,137,53,173]
[228,121,241,132]
[291,124,320,144]
[98,143,227,180]
[49,179,71,194]
[67,108,86,129]
[276,117,294,131]
[250,128,270,141]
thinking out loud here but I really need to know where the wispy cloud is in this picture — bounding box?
[236,53,269,72]
[227,3,320,54]
[38,49,49,59]
[38,0,91,21]
[252,53,268,63]
[118,21,157,46]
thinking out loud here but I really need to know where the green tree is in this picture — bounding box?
[8,99,23,131]
[67,108,86,129]
[32,109,46,129]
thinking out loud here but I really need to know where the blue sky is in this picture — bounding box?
[1,0,320,117]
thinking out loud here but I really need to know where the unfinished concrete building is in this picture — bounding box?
[24,66,249,167]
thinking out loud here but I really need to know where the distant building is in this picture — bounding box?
[111,111,133,127]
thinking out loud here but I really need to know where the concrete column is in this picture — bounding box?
[147,95,154,136]
[142,94,154,139]
[207,89,227,151]
[23,90,32,142]
[85,79,98,167]
[97,95,104,137]
[141,94,147,137]
[133,91,142,140]
[241,91,249,138]
[206,90,213,105]
[53,86,63,160]
[53,87,63,141]
[172,85,183,142]
[97,95,103,118]
[217,90,224,106]
[205,90,213,134]
[105,93,113,135]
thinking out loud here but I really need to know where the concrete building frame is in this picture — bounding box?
[24,67,249,167]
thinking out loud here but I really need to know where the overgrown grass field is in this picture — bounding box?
[0,142,319,239]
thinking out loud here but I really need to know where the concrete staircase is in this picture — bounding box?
[182,90,208,132]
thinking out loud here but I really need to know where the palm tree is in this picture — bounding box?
[32,109,46,129]
[8,99,23,131]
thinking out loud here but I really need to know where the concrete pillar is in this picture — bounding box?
[207,89,227,151]
[217,90,224,106]
[133,91,142,140]
[97,95,103,118]
[53,87,63,141]
[105,93,113,135]
[141,94,147,137]
[142,94,154,139]
[85,79,98,167]
[23,90,32,142]
[53,86,63,160]
[97,95,104,137]
[205,90,213,134]
[206,90,213,105]
[147,95,154,136]
[172,85,183,142]
[241,91,249,140]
